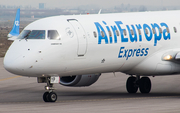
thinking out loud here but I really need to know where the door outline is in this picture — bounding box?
[68,19,87,56]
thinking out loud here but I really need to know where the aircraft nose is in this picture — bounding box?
[4,55,25,75]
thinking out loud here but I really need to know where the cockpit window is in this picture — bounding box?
[48,30,60,40]
[18,30,45,39]
[18,30,31,39]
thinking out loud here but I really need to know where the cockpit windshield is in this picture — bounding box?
[18,30,45,39]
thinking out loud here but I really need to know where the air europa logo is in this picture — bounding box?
[15,21,19,26]
[94,21,171,46]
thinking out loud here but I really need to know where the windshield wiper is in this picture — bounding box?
[24,31,31,40]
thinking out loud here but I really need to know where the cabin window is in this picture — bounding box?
[130,29,134,35]
[18,30,45,39]
[123,30,127,36]
[101,31,105,37]
[48,30,60,40]
[116,30,119,36]
[109,31,112,37]
[138,29,141,35]
[166,27,170,33]
[159,28,162,33]
[152,28,156,34]
[145,28,149,35]
[93,31,97,38]
[174,27,177,33]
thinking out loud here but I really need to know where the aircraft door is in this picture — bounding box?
[68,19,87,56]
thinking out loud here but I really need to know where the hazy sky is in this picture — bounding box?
[1,0,180,8]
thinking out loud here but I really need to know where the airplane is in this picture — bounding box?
[3,8,180,102]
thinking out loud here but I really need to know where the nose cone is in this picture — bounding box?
[3,41,27,75]
[4,54,25,75]
[3,40,31,75]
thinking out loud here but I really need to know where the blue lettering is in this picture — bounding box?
[123,49,128,57]
[132,49,137,57]
[144,48,149,56]
[127,49,133,60]
[151,23,162,46]
[126,25,137,42]
[118,47,149,60]
[140,48,145,56]
[103,21,113,44]
[111,25,118,43]
[118,47,124,58]
[136,49,140,57]
[160,22,171,40]
[143,24,153,41]
[94,21,171,46]
[115,21,128,42]
[136,24,142,41]
[94,22,108,44]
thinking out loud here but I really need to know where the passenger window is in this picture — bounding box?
[159,28,162,33]
[109,31,112,37]
[123,30,127,36]
[93,31,97,38]
[48,30,60,40]
[101,31,105,37]
[166,28,170,33]
[116,30,119,36]
[152,28,155,34]
[174,27,177,33]
[138,29,141,35]
[130,29,134,35]
[145,28,148,34]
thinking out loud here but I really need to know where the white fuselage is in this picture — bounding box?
[4,10,180,77]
